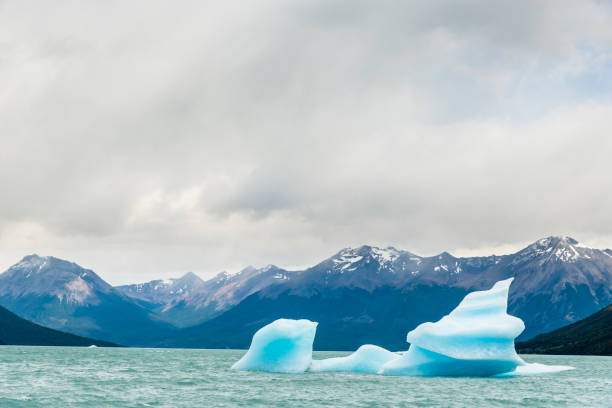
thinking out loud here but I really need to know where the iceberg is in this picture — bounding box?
[310,345,398,374]
[380,278,526,376]
[233,278,573,377]
[231,318,317,373]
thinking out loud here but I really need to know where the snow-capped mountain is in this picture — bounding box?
[510,236,605,266]
[116,265,295,327]
[0,255,113,305]
[160,236,612,350]
[3,236,612,349]
[0,255,173,345]
[191,264,294,311]
[116,272,205,307]
[274,244,505,296]
[502,236,612,338]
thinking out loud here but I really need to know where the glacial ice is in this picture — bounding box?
[380,278,525,376]
[231,318,317,373]
[309,345,397,374]
[232,278,573,377]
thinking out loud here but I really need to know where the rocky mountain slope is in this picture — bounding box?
[0,255,174,345]
[0,304,117,347]
[516,302,612,355]
[116,265,295,327]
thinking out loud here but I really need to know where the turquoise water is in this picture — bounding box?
[0,347,610,407]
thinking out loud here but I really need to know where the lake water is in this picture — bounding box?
[0,347,610,407]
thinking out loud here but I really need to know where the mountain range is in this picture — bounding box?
[155,236,612,350]
[116,265,294,327]
[0,236,611,350]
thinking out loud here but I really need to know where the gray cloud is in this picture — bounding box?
[1,1,612,283]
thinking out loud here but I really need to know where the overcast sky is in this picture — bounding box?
[1,1,612,284]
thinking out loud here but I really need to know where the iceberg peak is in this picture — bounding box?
[380,277,526,376]
[404,277,524,360]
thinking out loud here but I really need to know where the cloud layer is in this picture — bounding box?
[1,1,612,283]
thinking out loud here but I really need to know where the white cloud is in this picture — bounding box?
[1,1,611,283]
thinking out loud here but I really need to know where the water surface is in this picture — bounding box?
[0,347,610,407]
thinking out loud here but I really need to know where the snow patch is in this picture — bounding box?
[371,247,400,264]
[332,251,364,273]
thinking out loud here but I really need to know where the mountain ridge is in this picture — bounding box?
[156,235,612,349]
[516,302,612,355]
[116,265,296,327]
[2,235,611,349]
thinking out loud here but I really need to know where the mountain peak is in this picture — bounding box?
[208,265,278,285]
[176,271,204,284]
[11,254,50,270]
[322,245,407,276]
[22,253,47,261]
[8,254,79,276]
[516,236,597,265]
[537,236,579,247]
[238,265,257,274]
[336,245,401,257]
[435,251,455,259]
[526,236,580,252]
[181,271,198,278]
[559,236,579,245]
[370,246,401,264]
[206,270,235,285]
[1,254,112,304]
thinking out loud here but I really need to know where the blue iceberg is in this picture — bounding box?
[232,279,573,377]
[380,278,526,376]
[231,318,317,373]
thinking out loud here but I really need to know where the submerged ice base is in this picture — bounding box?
[232,279,573,377]
[495,363,574,377]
